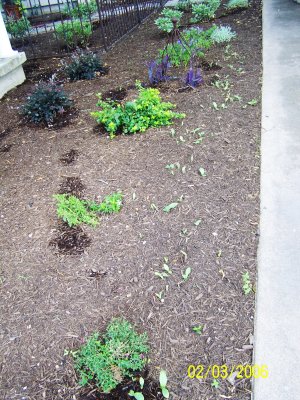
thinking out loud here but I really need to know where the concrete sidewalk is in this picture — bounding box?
[254,0,300,399]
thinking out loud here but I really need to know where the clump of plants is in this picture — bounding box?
[226,0,249,10]
[190,0,221,23]
[148,55,171,85]
[54,192,123,227]
[210,25,236,43]
[56,20,92,49]
[158,26,216,67]
[71,318,149,393]
[22,81,72,125]
[185,65,203,87]
[91,82,185,139]
[64,0,97,19]
[5,16,31,39]
[64,50,106,81]
[155,8,183,33]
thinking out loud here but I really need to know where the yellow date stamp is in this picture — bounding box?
[187,364,269,380]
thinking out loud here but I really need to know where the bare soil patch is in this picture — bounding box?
[0,2,262,399]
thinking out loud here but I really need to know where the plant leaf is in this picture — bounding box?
[159,370,168,387]
[182,267,191,281]
[198,167,206,177]
[139,377,144,389]
[163,202,178,213]
[162,387,169,398]
[194,219,202,226]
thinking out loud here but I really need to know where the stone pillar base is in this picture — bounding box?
[0,52,27,99]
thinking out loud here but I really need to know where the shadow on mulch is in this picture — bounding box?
[80,370,163,400]
[49,223,91,255]
[59,176,85,198]
[0,128,11,141]
[0,144,13,153]
[200,60,222,71]
[102,87,128,102]
[60,149,79,165]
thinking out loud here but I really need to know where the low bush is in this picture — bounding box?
[5,16,31,39]
[56,20,92,49]
[64,0,97,19]
[190,0,221,23]
[64,50,105,81]
[54,192,123,227]
[210,25,236,43]
[22,81,72,125]
[72,318,149,393]
[91,82,185,139]
[226,0,249,9]
[155,8,183,32]
[158,26,216,67]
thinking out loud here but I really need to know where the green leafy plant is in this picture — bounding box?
[210,25,236,44]
[226,0,249,10]
[190,0,221,22]
[198,167,206,176]
[182,267,192,281]
[211,378,220,388]
[242,271,253,295]
[163,202,178,213]
[73,318,149,393]
[5,16,31,38]
[129,391,144,400]
[155,8,183,32]
[54,192,123,227]
[22,81,72,126]
[56,20,92,49]
[64,50,105,81]
[247,98,258,106]
[159,370,170,398]
[64,0,97,18]
[192,325,203,334]
[91,82,185,139]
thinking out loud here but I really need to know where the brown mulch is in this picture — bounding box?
[0,2,261,400]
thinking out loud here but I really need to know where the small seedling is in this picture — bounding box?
[198,167,207,177]
[154,271,169,280]
[180,249,188,262]
[139,377,144,389]
[211,379,220,389]
[159,370,170,399]
[181,267,192,281]
[192,325,203,335]
[155,291,164,302]
[194,219,202,226]
[150,203,159,211]
[169,128,176,138]
[129,391,144,400]
[242,271,252,295]
[216,249,222,258]
[163,202,178,213]
[247,99,258,106]
[162,264,172,275]
[212,102,219,111]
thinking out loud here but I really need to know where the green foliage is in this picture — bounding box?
[88,192,123,214]
[226,0,249,9]
[56,20,92,49]
[181,266,192,281]
[190,0,221,23]
[210,25,236,44]
[155,8,183,32]
[192,325,203,334]
[159,370,169,399]
[158,26,216,67]
[73,318,149,393]
[242,272,253,295]
[5,16,31,38]
[163,202,178,213]
[64,50,104,81]
[22,81,72,125]
[64,0,97,18]
[91,82,185,139]
[54,192,123,227]
[129,391,144,400]
[54,194,99,227]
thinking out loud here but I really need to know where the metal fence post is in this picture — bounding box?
[134,0,141,24]
[95,0,108,51]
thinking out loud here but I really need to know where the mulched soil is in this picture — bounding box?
[59,149,79,165]
[0,2,262,399]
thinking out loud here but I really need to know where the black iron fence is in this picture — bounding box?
[1,0,165,59]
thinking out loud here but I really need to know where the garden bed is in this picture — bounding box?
[0,1,261,399]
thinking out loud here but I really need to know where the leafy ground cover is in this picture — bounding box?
[0,1,261,399]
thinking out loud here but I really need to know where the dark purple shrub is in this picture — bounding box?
[185,66,203,87]
[148,55,171,85]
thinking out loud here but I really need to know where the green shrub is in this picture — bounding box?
[22,82,72,125]
[155,8,183,32]
[210,25,236,43]
[226,0,249,9]
[64,50,105,81]
[73,318,149,393]
[91,82,185,139]
[64,0,97,18]
[158,26,216,67]
[56,20,92,49]
[5,16,31,39]
[190,0,221,22]
[54,192,123,227]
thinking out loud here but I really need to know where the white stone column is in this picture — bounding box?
[0,12,16,58]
